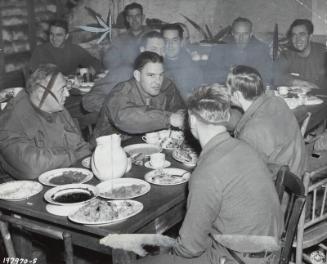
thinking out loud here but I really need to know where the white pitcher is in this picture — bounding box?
[91,134,128,181]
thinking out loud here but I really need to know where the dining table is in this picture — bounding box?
[0,137,192,263]
[292,87,327,132]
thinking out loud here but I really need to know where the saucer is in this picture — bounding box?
[144,161,171,169]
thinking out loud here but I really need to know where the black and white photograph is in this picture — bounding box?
[0,0,327,263]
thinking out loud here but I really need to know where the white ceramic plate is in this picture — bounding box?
[39,168,93,187]
[305,96,323,105]
[172,149,198,167]
[68,199,143,225]
[44,184,98,206]
[144,160,171,169]
[81,156,91,169]
[0,87,23,102]
[0,181,43,201]
[124,143,162,156]
[158,130,184,150]
[144,168,190,186]
[45,203,84,217]
[96,178,151,199]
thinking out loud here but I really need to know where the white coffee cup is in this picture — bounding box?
[149,153,165,169]
[142,132,160,144]
[277,86,289,96]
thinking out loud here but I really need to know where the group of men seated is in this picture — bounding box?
[0,2,324,263]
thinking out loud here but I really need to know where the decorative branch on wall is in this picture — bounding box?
[181,14,230,43]
[74,6,112,44]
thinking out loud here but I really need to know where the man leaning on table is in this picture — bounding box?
[93,51,185,139]
[29,19,102,76]
[227,65,307,177]
[0,64,91,181]
[276,19,327,88]
[135,84,283,264]
[82,30,166,113]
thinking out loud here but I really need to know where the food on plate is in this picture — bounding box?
[52,188,94,204]
[173,148,198,164]
[151,170,185,185]
[101,184,146,199]
[49,171,88,185]
[160,137,182,149]
[70,199,136,223]
[0,181,42,200]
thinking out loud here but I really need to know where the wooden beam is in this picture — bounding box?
[26,0,36,51]
[0,0,5,90]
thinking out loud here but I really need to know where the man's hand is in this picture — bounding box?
[169,111,185,129]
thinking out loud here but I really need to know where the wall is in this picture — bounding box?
[69,0,316,44]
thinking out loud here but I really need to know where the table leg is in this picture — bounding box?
[112,248,137,264]
[11,227,33,258]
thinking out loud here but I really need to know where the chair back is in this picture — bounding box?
[300,112,312,137]
[275,166,306,264]
[295,165,327,263]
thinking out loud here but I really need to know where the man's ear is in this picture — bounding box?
[141,14,145,23]
[308,34,313,42]
[134,70,141,82]
[65,33,69,41]
[180,38,185,48]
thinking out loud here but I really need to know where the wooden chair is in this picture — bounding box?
[275,166,306,264]
[0,212,74,264]
[300,112,312,137]
[294,166,327,264]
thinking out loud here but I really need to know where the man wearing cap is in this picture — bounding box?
[0,64,90,180]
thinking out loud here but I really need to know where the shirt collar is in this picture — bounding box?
[30,100,57,123]
[234,94,269,137]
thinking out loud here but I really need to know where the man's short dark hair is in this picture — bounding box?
[140,31,163,48]
[232,17,253,31]
[188,84,231,125]
[287,19,314,37]
[124,2,143,15]
[161,23,184,39]
[49,19,68,33]
[226,65,265,100]
[134,51,163,71]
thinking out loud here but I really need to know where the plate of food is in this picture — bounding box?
[124,144,162,166]
[289,86,312,95]
[0,181,43,201]
[158,130,184,150]
[44,184,98,206]
[172,148,198,167]
[0,87,23,103]
[39,168,93,187]
[96,178,151,199]
[144,168,190,186]
[304,96,323,105]
[68,199,143,225]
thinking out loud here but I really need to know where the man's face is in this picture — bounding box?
[291,25,311,52]
[126,8,144,32]
[49,26,68,48]
[134,62,164,97]
[232,22,252,49]
[163,29,182,60]
[37,73,69,112]
[142,37,165,56]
